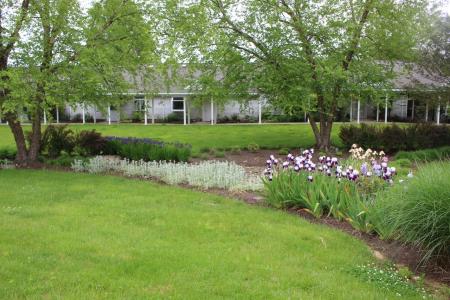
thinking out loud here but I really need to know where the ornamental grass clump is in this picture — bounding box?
[372,162,450,263]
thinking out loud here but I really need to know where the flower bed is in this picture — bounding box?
[263,148,398,233]
[72,156,262,191]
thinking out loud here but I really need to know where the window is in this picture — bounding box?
[172,97,184,111]
[134,95,146,111]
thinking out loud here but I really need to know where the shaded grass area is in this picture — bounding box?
[0,124,343,153]
[0,170,425,299]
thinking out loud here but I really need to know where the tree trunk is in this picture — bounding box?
[5,112,28,163]
[28,106,42,162]
[308,114,333,151]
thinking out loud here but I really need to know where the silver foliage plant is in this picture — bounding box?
[71,156,262,191]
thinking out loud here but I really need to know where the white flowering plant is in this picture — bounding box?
[349,144,385,161]
[71,156,263,191]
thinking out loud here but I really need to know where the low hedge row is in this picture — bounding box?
[104,137,191,162]
[339,123,450,153]
[395,146,450,162]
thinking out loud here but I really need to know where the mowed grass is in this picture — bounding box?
[0,170,426,299]
[0,123,343,152]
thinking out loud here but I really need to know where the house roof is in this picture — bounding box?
[123,63,449,95]
[391,62,448,90]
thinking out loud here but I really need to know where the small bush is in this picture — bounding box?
[395,146,450,162]
[199,146,210,153]
[214,151,225,158]
[278,148,289,155]
[199,153,209,160]
[74,130,106,156]
[247,143,260,152]
[393,158,412,169]
[229,146,241,154]
[0,147,17,160]
[41,125,75,158]
[372,162,450,263]
[45,154,87,167]
[131,111,143,123]
[167,112,183,123]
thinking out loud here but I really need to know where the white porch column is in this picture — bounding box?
[210,99,214,125]
[258,99,262,124]
[437,103,441,125]
[56,106,59,124]
[183,99,187,126]
[187,99,191,124]
[384,95,388,124]
[376,104,379,122]
[144,97,148,126]
[151,98,155,124]
[107,105,111,125]
[93,106,97,124]
[349,101,353,122]
[43,110,47,125]
[82,104,86,124]
[357,100,361,124]
[425,102,429,122]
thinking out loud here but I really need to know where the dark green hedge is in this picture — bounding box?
[339,123,450,153]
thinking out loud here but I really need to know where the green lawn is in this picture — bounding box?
[0,123,343,152]
[0,169,426,299]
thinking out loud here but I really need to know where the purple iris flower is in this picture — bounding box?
[361,163,368,176]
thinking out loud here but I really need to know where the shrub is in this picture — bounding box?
[214,151,225,158]
[199,146,210,153]
[339,123,450,153]
[393,158,412,169]
[278,148,289,155]
[372,162,450,263]
[247,143,260,152]
[229,146,241,154]
[104,136,191,162]
[74,130,106,156]
[131,111,143,123]
[41,125,75,158]
[0,147,17,160]
[167,112,183,123]
[395,146,450,162]
[44,154,87,167]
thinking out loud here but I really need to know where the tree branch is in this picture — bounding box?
[3,0,30,57]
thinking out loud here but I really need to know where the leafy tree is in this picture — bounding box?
[0,0,157,165]
[161,0,427,149]
[0,0,31,162]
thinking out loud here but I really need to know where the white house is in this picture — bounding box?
[1,64,446,125]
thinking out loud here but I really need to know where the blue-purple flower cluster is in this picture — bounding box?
[105,136,191,149]
[264,149,398,183]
